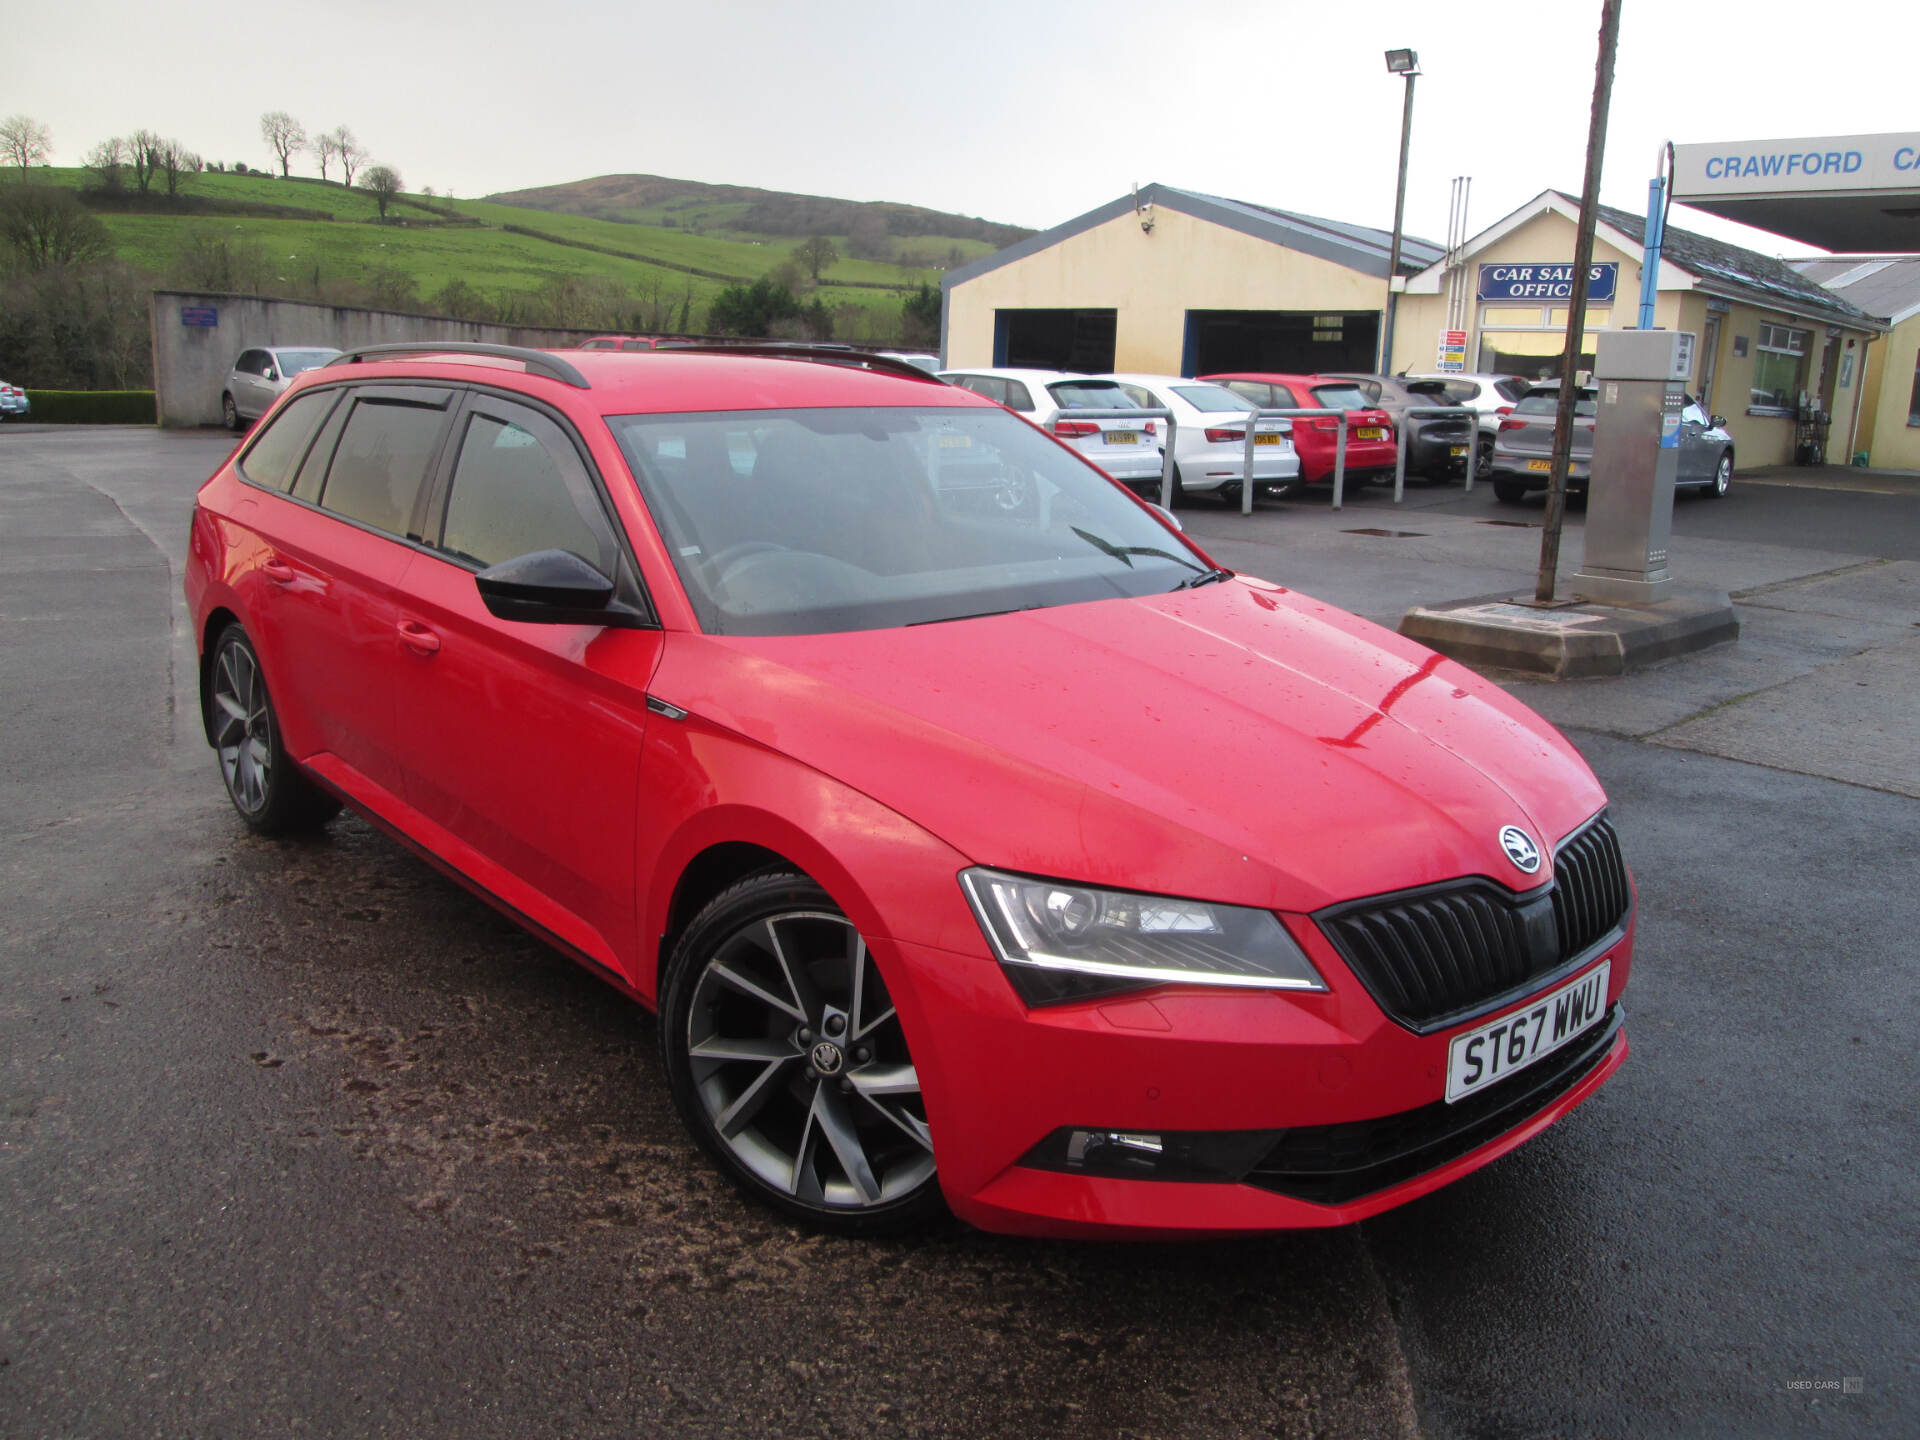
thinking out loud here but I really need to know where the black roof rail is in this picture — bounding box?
[659,343,948,385]
[325,342,590,389]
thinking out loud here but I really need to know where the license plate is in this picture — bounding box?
[1527,458,1553,472]
[937,433,973,449]
[1450,445,1468,457]
[1356,426,1384,440]
[1446,961,1610,1103]
[1104,431,1138,445]
[1254,432,1282,446]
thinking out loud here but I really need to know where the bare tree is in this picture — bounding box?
[0,115,53,178]
[310,129,338,182]
[129,130,163,194]
[259,111,306,178]
[360,164,403,220]
[334,127,368,187]
[84,137,128,192]
[156,138,200,198]
[792,234,839,282]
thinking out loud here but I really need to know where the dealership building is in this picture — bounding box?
[945,166,1892,469]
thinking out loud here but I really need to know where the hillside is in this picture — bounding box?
[487,173,1032,258]
[28,165,994,350]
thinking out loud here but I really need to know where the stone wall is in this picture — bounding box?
[148,291,604,427]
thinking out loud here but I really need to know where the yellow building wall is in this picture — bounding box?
[944,206,1391,373]
[1858,315,1920,469]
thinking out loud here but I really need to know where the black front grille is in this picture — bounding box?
[1245,1007,1622,1205]
[1316,814,1629,1032]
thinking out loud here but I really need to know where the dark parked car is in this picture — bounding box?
[1321,374,1476,481]
[1489,383,1734,503]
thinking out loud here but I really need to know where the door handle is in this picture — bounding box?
[262,560,295,585]
[397,619,441,655]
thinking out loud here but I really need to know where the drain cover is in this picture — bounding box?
[1342,528,1428,538]
[1480,519,1537,528]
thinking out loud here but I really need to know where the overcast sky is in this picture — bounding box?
[4,0,1910,258]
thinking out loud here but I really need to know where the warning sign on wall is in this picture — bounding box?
[1437,330,1468,372]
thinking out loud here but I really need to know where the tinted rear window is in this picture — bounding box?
[1171,384,1257,413]
[1495,378,1533,402]
[1310,384,1370,410]
[1047,381,1136,410]
[1514,392,1597,418]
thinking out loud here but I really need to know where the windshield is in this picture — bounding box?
[275,349,340,375]
[1170,384,1257,412]
[610,406,1209,636]
[1309,384,1370,411]
[1514,392,1597,418]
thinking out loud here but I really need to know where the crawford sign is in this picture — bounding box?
[1674,132,1920,196]
[1477,263,1619,303]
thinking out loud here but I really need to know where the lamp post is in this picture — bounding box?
[1378,48,1419,374]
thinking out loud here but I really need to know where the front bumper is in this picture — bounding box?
[887,912,1634,1238]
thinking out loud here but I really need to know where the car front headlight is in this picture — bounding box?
[959,867,1327,1006]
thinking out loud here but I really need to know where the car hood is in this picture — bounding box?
[654,579,1606,914]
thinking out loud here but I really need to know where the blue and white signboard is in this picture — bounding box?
[180,306,218,327]
[1476,263,1618,304]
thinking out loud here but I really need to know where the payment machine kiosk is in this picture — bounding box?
[1572,329,1697,605]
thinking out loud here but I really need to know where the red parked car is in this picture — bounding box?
[184,341,1632,1238]
[1203,373,1398,486]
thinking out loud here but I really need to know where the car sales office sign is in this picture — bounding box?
[1477,263,1619,303]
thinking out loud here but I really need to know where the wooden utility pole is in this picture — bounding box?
[1536,0,1623,603]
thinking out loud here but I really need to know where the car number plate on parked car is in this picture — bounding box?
[1254,432,1282,445]
[1527,458,1553,472]
[1450,445,1468,457]
[1105,431,1138,445]
[1356,426,1385,440]
[1445,961,1610,1103]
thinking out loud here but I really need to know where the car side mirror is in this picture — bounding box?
[1711,415,1727,429]
[475,548,635,625]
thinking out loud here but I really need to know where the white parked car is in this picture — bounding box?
[878,351,943,374]
[937,368,1165,495]
[1402,372,1533,478]
[221,346,342,430]
[1098,373,1300,503]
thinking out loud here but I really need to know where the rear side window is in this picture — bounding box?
[950,375,1007,405]
[1495,378,1533,402]
[318,398,449,537]
[237,390,337,493]
[1172,384,1258,412]
[619,340,654,352]
[581,340,614,350]
[1219,380,1273,407]
[437,403,619,573]
[1003,379,1035,411]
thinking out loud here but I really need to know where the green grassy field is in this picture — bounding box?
[35,166,970,329]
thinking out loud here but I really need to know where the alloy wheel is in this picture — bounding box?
[685,908,934,1213]
[211,637,273,816]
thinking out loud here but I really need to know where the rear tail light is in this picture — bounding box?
[1143,420,1157,437]
[1310,417,1339,432]
[1499,417,1528,432]
[1495,405,1514,416]
[1053,420,1099,438]
[1204,428,1246,443]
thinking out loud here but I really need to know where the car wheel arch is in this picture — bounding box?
[198,605,243,745]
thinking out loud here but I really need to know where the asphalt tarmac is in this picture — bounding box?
[3,427,1914,1438]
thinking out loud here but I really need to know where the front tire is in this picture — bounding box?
[1705,452,1732,498]
[1492,477,1529,504]
[661,871,941,1235]
[207,624,340,836]
[222,393,242,431]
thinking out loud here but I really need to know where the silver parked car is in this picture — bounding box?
[1489,382,1734,503]
[221,347,341,429]
[0,381,30,420]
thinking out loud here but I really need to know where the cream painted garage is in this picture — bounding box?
[940,185,1442,378]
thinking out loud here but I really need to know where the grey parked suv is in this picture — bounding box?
[1489,382,1734,503]
[221,347,341,429]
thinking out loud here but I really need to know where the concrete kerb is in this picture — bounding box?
[1398,585,1739,679]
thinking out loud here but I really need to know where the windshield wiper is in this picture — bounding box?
[1170,567,1233,590]
[1071,527,1205,574]
[908,605,1038,626]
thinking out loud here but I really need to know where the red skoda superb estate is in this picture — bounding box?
[184,342,1633,1238]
